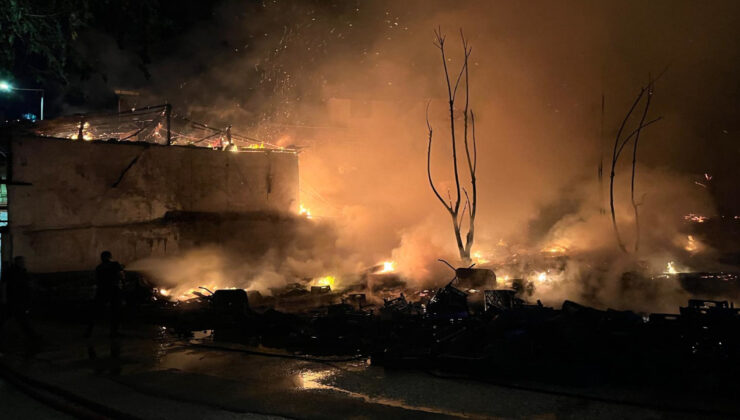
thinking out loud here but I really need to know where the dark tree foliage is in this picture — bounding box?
[0,0,89,83]
[0,0,221,85]
[0,0,426,120]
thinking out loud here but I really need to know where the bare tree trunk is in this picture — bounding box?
[427,28,477,265]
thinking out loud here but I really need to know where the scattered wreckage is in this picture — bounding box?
[114,267,740,390]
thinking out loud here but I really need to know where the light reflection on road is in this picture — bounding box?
[295,367,478,418]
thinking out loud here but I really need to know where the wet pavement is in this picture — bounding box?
[0,319,728,419]
[0,378,74,419]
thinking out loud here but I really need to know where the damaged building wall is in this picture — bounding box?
[8,135,299,272]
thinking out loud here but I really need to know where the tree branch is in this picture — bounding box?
[435,28,462,216]
[609,88,646,253]
[426,100,452,212]
[631,77,655,252]
[615,117,662,160]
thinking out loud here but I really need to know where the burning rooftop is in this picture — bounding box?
[25,104,292,152]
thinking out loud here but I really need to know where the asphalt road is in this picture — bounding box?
[0,319,732,419]
[0,378,74,419]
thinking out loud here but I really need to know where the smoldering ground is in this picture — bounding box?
[94,1,740,310]
[127,218,369,299]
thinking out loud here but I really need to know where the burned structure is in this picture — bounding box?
[1,106,299,281]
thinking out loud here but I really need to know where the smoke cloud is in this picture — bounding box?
[87,1,740,310]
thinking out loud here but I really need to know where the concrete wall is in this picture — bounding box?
[8,135,300,272]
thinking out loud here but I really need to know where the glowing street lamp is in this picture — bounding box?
[0,80,44,120]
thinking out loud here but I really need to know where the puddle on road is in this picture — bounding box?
[150,330,480,418]
[295,367,479,418]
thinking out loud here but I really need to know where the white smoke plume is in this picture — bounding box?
[111,1,739,310]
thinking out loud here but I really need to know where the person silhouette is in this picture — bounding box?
[85,251,125,338]
[0,256,37,342]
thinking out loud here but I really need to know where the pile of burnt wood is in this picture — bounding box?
[143,268,740,391]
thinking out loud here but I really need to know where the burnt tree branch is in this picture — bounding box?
[631,77,655,252]
[609,88,645,253]
[427,29,479,264]
[608,80,661,254]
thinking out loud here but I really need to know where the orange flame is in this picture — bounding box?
[377,261,395,273]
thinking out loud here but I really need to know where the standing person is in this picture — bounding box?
[85,251,124,338]
[0,256,36,341]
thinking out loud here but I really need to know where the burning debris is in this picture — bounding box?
[685,213,709,223]
[131,264,740,399]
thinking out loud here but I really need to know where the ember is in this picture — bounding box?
[299,204,312,219]
[684,213,709,223]
[542,244,568,254]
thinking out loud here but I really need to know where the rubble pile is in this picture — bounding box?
[102,267,737,394]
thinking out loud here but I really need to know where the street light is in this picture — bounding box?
[0,80,44,120]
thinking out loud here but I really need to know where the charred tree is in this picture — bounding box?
[609,80,660,254]
[427,28,478,264]
[630,80,654,252]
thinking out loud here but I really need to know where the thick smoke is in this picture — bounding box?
[92,1,740,310]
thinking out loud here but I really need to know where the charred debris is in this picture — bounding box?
[110,266,740,393]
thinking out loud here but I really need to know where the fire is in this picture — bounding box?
[472,251,489,264]
[247,142,266,149]
[685,235,698,253]
[494,274,511,288]
[378,261,396,273]
[299,204,312,219]
[665,261,678,274]
[69,122,93,140]
[684,213,708,223]
[542,244,567,254]
[314,275,335,288]
[536,272,548,283]
[159,288,170,296]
